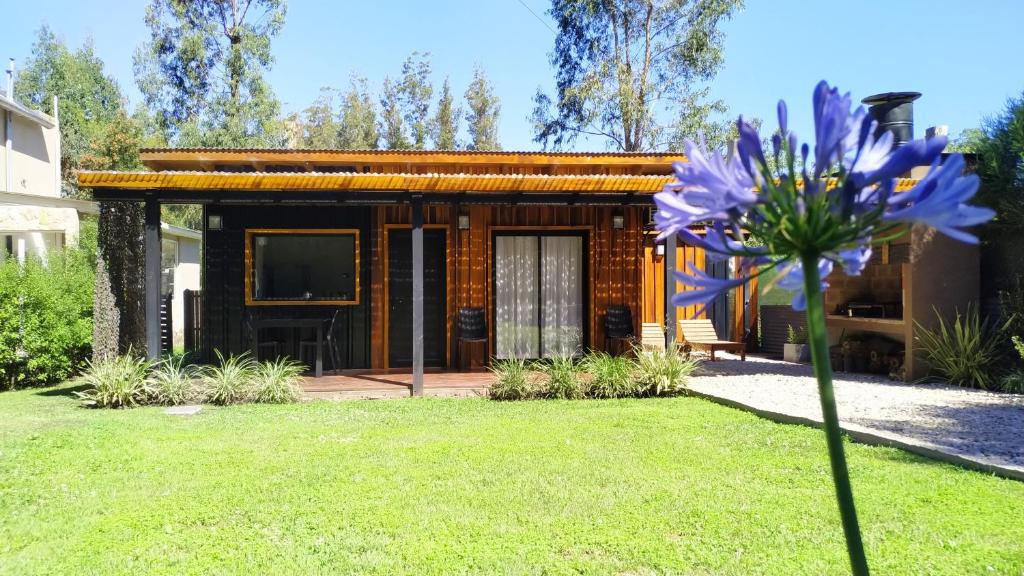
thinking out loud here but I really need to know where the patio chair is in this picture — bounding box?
[299,309,342,373]
[245,316,284,361]
[603,305,634,355]
[639,323,665,351]
[457,308,487,371]
[679,319,746,361]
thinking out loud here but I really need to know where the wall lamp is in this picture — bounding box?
[207,213,223,230]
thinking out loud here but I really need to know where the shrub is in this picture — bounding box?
[147,355,199,405]
[0,247,94,388]
[200,351,257,405]
[999,370,1024,394]
[250,358,305,403]
[538,356,584,400]
[583,352,636,398]
[75,354,152,408]
[488,358,537,400]
[634,347,698,397]
[914,305,1012,390]
[786,324,808,344]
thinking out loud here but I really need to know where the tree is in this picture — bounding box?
[379,77,409,150]
[432,77,460,150]
[14,26,125,197]
[292,88,338,148]
[948,128,985,154]
[337,75,379,149]
[532,0,743,151]
[464,66,501,151]
[134,0,287,146]
[398,52,433,150]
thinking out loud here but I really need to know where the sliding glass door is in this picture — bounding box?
[494,234,584,359]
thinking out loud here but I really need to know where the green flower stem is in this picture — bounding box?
[800,254,870,576]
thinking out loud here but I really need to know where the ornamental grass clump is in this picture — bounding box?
[75,354,152,408]
[914,305,1012,390]
[583,351,637,398]
[488,358,537,400]
[250,357,305,403]
[538,356,584,400]
[652,80,994,574]
[633,347,696,397]
[147,354,199,405]
[201,351,257,405]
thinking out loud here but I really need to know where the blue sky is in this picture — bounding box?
[5,0,1022,151]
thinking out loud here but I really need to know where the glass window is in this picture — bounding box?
[161,238,178,297]
[246,230,359,305]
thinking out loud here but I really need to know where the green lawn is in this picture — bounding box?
[1,384,1023,575]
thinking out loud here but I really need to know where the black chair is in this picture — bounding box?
[603,305,634,355]
[457,308,488,371]
[246,316,284,361]
[299,310,342,373]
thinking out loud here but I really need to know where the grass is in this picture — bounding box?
[2,385,1024,574]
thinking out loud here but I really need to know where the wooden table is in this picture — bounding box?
[250,317,327,377]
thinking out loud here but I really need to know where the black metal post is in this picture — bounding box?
[144,197,162,361]
[411,194,424,396]
[665,234,677,349]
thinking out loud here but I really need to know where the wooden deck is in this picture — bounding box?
[302,371,494,400]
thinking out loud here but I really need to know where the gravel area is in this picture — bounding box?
[689,354,1024,475]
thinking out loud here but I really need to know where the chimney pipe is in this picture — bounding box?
[862,91,921,148]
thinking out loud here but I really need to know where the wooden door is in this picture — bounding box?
[387,229,447,368]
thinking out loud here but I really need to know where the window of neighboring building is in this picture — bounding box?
[0,231,64,263]
[161,238,178,297]
[245,229,360,305]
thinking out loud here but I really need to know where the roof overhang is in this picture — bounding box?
[0,190,97,214]
[0,94,56,129]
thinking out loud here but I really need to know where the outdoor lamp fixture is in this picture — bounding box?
[207,213,223,231]
[612,214,624,229]
[458,214,470,230]
[655,243,665,257]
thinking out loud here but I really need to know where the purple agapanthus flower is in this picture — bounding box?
[654,80,995,314]
[671,263,750,309]
[777,259,833,311]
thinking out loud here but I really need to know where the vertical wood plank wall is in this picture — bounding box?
[369,204,648,369]
[640,240,708,341]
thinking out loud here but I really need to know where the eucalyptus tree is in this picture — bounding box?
[134,0,287,146]
[532,0,743,151]
[464,66,501,151]
[337,75,380,149]
[432,77,461,150]
[398,52,434,150]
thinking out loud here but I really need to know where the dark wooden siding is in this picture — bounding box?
[201,205,373,368]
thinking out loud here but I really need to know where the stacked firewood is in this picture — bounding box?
[830,334,904,380]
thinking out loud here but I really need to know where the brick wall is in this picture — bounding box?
[825,249,904,315]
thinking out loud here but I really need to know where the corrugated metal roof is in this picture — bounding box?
[139,147,683,157]
[78,170,674,193]
[78,170,922,195]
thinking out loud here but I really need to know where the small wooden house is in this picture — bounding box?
[80,149,754,392]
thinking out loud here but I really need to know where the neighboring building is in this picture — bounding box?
[1,62,94,261]
[161,222,202,350]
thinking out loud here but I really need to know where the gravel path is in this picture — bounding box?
[688,354,1024,476]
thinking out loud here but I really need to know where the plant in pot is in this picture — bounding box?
[784,324,810,363]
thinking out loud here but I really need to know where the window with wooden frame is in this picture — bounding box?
[244,229,360,306]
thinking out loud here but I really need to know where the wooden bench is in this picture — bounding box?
[639,322,665,351]
[679,319,746,361]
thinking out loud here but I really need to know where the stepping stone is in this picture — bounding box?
[164,405,203,416]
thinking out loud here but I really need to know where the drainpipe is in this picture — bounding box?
[53,95,60,196]
[5,59,13,194]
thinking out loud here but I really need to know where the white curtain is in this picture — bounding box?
[495,236,539,358]
[541,236,583,357]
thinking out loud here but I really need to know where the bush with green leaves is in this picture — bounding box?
[583,352,636,398]
[0,245,94,388]
[200,351,258,405]
[75,354,152,408]
[147,354,199,405]
[250,358,305,403]
[634,347,698,397]
[488,358,537,400]
[914,305,1012,390]
[538,356,585,400]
